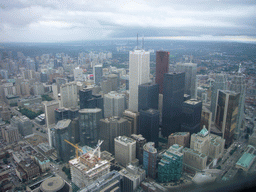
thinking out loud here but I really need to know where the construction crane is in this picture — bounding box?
[64,139,83,158]
[88,140,104,159]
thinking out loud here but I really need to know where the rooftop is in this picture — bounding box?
[236,152,256,168]
[115,136,135,144]
[55,119,71,129]
[79,108,102,113]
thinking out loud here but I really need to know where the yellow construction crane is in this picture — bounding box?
[64,139,83,158]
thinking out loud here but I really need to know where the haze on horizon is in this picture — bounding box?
[1,0,256,43]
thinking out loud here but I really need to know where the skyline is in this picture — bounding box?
[1,0,256,43]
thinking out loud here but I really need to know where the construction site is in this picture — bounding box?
[66,140,111,189]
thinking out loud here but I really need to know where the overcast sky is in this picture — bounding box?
[1,0,256,42]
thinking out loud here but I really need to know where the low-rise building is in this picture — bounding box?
[16,160,40,181]
[236,145,256,172]
[32,152,50,172]
[168,132,190,148]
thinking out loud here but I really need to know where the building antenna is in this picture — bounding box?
[137,33,139,49]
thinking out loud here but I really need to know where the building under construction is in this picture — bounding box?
[69,152,110,189]
[158,144,183,183]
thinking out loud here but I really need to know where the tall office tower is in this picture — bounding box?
[71,117,80,144]
[101,74,119,94]
[54,108,69,123]
[139,109,159,148]
[119,164,146,192]
[143,142,157,179]
[138,83,159,111]
[128,49,150,112]
[104,91,126,118]
[131,134,147,165]
[123,110,140,134]
[54,107,79,123]
[158,144,183,182]
[79,88,93,109]
[230,74,246,139]
[33,82,44,95]
[200,106,212,131]
[211,73,227,121]
[52,119,73,162]
[168,132,190,148]
[11,116,33,137]
[79,108,102,146]
[99,117,130,154]
[44,100,60,147]
[215,90,240,147]
[156,51,169,94]
[79,89,104,113]
[176,62,197,99]
[60,82,78,108]
[181,99,202,134]
[114,136,137,167]
[93,64,103,85]
[74,67,86,82]
[162,72,185,137]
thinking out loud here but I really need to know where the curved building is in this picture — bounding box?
[40,177,69,192]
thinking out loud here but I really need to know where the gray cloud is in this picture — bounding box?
[0,0,256,42]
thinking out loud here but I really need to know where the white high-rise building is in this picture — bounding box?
[44,100,60,147]
[104,91,126,118]
[176,62,197,99]
[74,67,86,82]
[129,49,150,112]
[60,82,78,108]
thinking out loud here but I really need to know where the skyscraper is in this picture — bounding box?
[162,72,185,137]
[176,62,197,99]
[143,142,157,179]
[114,136,137,167]
[215,90,240,147]
[99,117,131,154]
[230,74,246,139]
[139,109,160,148]
[123,110,140,134]
[60,82,78,108]
[104,91,126,118]
[52,119,74,162]
[131,134,147,165]
[129,49,150,112]
[44,100,60,147]
[79,108,102,146]
[156,51,169,94]
[93,64,103,85]
[181,99,202,134]
[138,83,159,111]
[211,73,227,121]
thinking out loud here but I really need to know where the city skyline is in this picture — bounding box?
[0,0,256,43]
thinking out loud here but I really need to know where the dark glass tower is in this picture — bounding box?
[139,109,159,148]
[138,83,159,111]
[181,99,202,134]
[79,88,93,109]
[156,51,169,94]
[162,72,185,137]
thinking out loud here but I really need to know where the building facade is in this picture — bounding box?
[155,51,169,94]
[129,49,150,112]
[168,132,190,148]
[143,142,157,179]
[162,72,185,137]
[79,108,102,146]
[176,62,197,99]
[60,82,78,108]
[138,83,159,111]
[104,91,126,118]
